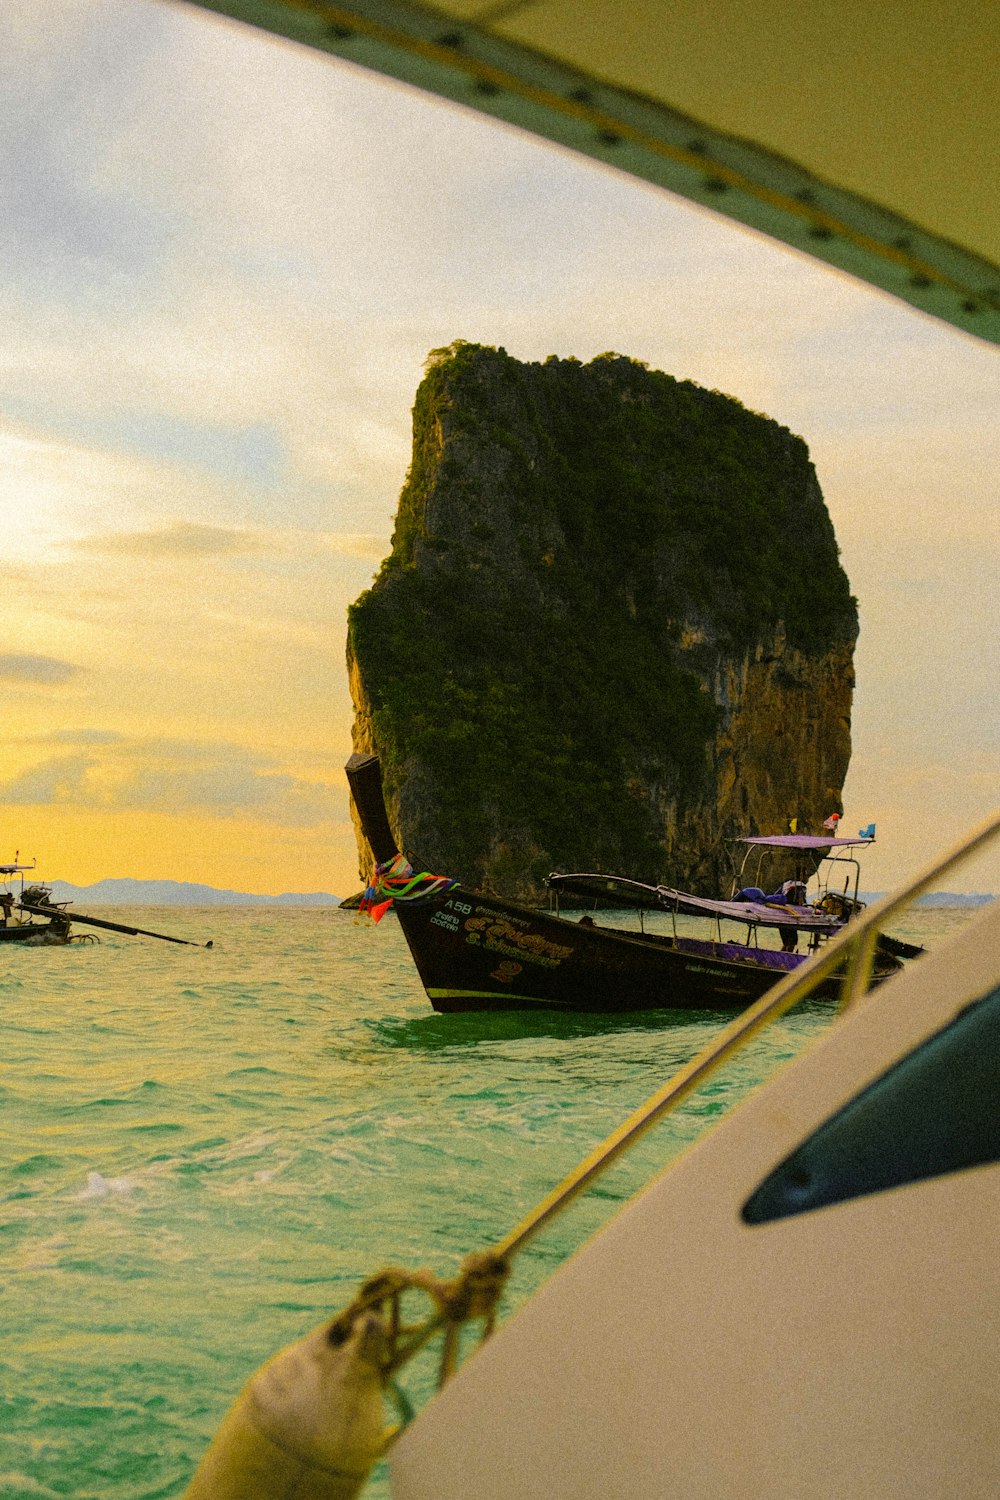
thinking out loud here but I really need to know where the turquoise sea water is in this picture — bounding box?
[1,902,981,1498]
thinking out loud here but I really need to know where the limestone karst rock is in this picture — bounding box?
[347,342,858,900]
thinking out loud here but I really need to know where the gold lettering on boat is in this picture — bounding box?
[490,960,523,983]
[465,914,574,968]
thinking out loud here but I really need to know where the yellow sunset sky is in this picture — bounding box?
[1,0,998,898]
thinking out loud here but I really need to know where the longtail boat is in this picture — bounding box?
[346,754,911,1014]
[1,858,213,948]
[0,862,72,945]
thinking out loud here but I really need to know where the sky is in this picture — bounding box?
[1,0,997,898]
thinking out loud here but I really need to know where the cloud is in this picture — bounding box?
[0,652,81,685]
[321,532,389,563]
[61,411,287,489]
[64,520,385,563]
[21,728,124,746]
[0,735,336,826]
[0,422,276,558]
[68,521,273,558]
[0,753,93,803]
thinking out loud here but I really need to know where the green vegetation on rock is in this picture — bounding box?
[348,343,858,897]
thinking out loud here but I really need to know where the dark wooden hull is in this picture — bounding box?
[0,920,70,945]
[393,886,869,1014]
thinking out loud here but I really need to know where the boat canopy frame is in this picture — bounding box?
[547,830,877,951]
[732,833,874,918]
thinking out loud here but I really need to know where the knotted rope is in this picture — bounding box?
[329,1251,510,1401]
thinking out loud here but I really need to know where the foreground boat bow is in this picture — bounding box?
[388,815,1000,1499]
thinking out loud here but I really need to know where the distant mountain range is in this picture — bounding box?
[34,879,992,909]
[861,891,994,907]
[44,878,341,906]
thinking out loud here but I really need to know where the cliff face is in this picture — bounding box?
[347,343,858,899]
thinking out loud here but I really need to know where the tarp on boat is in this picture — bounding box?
[547,872,842,931]
[657,887,842,932]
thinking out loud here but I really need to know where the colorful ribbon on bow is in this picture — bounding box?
[359,853,458,923]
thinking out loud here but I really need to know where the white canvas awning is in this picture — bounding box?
[181,0,1000,345]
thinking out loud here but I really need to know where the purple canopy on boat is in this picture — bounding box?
[735,834,875,850]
